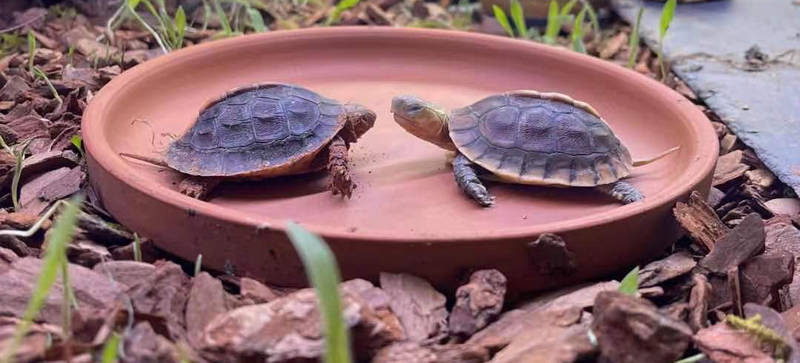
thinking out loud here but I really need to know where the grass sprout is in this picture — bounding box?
[326,0,361,26]
[194,254,202,276]
[0,195,83,363]
[658,0,677,81]
[627,7,644,69]
[100,332,121,363]
[133,232,142,262]
[571,8,587,53]
[492,5,514,38]
[32,67,62,106]
[27,31,35,75]
[618,266,639,295]
[509,0,528,38]
[286,222,352,363]
[70,135,85,160]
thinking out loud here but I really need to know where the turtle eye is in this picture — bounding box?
[406,104,424,113]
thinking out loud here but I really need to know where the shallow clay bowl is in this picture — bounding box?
[83,27,717,293]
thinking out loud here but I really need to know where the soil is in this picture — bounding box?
[0,0,797,362]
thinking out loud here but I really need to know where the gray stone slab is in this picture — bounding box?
[612,0,800,195]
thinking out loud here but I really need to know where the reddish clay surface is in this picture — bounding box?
[82,27,718,292]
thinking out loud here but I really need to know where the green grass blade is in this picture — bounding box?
[627,7,643,69]
[0,195,83,363]
[212,0,233,36]
[175,6,186,49]
[571,8,587,53]
[11,140,31,212]
[101,332,121,363]
[559,0,578,17]
[326,0,361,25]
[286,222,352,363]
[133,233,142,262]
[194,254,202,276]
[202,0,212,31]
[27,31,35,75]
[544,0,561,44]
[509,0,527,39]
[659,0,677,41]
[618,266,639,295]
[674,353,706,363]
[492,5,514,38]
[658,0,677,82]
[579,0,601,42]
[127,0,169,53]
[70,135,85,160]
[246,6,267,32]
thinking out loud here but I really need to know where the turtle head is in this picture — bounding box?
[391,95,455,150]
[342,104,376,143]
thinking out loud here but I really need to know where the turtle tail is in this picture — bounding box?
[632,146,680,167]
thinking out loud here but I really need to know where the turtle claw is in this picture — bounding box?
[178,176,220,200]
[468,184,495,207]
[330,170,355,199]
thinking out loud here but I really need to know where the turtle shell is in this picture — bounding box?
[448,90,633,187]
[166,84,346,178]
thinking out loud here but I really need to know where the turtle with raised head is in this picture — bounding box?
[390,91,678,207]
[122,84,376,199]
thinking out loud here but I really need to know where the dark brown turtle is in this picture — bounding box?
[390,90,678,207]
[122,83,376,199]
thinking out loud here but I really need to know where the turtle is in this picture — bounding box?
[121,83,376,199]
[390,90,679,207]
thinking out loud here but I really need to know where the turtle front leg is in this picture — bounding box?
[596,181,644,204]
[178,176,221,200]
[327,136,354,198]
[453,153,494,207]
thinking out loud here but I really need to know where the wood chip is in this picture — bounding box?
[764,198,800,217]
[743,303,800,363]
[380,272,448,342]
[240,277,279,304]
[20,150,79,181]
[20,166,85,215]
[714,150,750,186]
[728,266,743,316]
[373,342,488,363]
[186,272,228,349]
[123,321,185,363]
[490,308,595,363]
[674,190,730,251]
[599,31,628,59]
[591,291,692,363]
[93,260,155,289]
[0,257,121,325]
[0,247,18,275]
[781,304,800,342]
[688,273,712,332]
[468,281,618,351]
[75,38,120,62]
[708,186,726,208]
[740,253,794,309]
[202,282,403,361]
[719,133,738,154]
[765,217,800,303]
[449,269,506,337]
[639,250,697,287]
[20,166,71,215]
[527,233,577,275]
[699,213,764,274]
[694,322,773,363]
[366,3,393,25]
[127,260,191,341]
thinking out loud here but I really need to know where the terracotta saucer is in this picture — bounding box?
[82,27,718,292]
